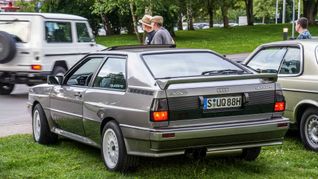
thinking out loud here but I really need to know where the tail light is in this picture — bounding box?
[150,99,169,122]
[274,90,285,112]
[274,101,285,112]
[31,65,42,70]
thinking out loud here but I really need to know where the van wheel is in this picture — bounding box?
[0,31,16,64]
[241,147,261,161]
[0,82,14,95]
[52,66,66,76]
[300,108,318,151]
[101,121,139,172]
[32,104,58,144]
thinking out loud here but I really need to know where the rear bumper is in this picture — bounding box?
[120,117,289,157]
[0,71,50,85]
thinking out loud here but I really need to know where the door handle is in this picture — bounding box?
[74,92,82,98]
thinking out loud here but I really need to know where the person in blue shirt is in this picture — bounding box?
[296,17,312,39]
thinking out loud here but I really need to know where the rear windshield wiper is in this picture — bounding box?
[201,69,245,75]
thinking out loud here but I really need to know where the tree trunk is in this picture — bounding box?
[262,16,265,24]
[303,0,318,25]
[129,2,142,43]
[245,0,254,26]
[101,14,113,35]
[187,2,194,30]
[207,0,214,28]
[178,12,183,30]
[221,5,229,28]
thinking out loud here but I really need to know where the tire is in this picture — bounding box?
[101,121,139,172]
[300,107,318,151]
[241,147,261,161]
[0,31,16,64]
[185,148,207,161]
[32,104,58,144]
[52,66,67,76]
[0,82,14,95]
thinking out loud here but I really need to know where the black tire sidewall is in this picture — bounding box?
[242,147,261,161]
[0,31,16,64]
[101,121,127,171]
[300,108,318,151]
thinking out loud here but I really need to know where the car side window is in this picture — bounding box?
[45,21,72,43]
[66,58,103,86]
[247,48,287,73]
[76,23,92,42]
[93,57,126,90]
[279,48,301,75]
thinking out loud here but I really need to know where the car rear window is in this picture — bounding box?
[142,52,244,79]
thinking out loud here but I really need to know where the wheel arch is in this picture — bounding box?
[32,100,41,114]
[294,100,318,129]
[100,117,120,135]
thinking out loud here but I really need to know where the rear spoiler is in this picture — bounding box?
[156,73,278,90]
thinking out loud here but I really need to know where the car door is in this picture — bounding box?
[82,56,127,143]
[245,45,303,121]
[50,56,104,136]
[276,47,303,121]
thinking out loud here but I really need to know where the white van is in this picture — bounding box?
[0,12,105,95]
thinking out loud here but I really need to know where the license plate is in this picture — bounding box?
[203,96,242,110]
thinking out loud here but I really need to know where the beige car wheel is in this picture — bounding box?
[300,108,318,151]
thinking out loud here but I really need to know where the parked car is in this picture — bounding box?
[0,12,105,95]
[243,39,318,151]
[28,45,289,172]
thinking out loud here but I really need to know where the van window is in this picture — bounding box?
[76,23,92,42]
[45,21,72,43]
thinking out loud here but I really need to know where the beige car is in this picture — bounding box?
[244,39,318,151]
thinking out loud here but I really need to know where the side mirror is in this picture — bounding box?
[47,75,63,85]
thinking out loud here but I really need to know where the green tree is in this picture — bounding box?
[217,0,236,28]
[254,0,276,23]
[244,0,254,25]
[40,0,101,36]
[303,0,318,24]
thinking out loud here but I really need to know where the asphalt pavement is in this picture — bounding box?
[0,53,250,138]
[0,85,31,137]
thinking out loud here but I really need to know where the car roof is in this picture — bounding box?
[260,38,318,47]
[92,48,221,56]
[0,12,87,21]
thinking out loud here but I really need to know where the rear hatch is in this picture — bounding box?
[161,76,278,127]
[142,50,282,127]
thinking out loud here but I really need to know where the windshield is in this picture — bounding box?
[246,48,287,73]
[0,20,30,42]
[142,52,246,79]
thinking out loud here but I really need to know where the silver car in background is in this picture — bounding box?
[244,39,318,151]
[28,46,289,172]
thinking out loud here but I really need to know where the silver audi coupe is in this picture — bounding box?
[28,46,289,172]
